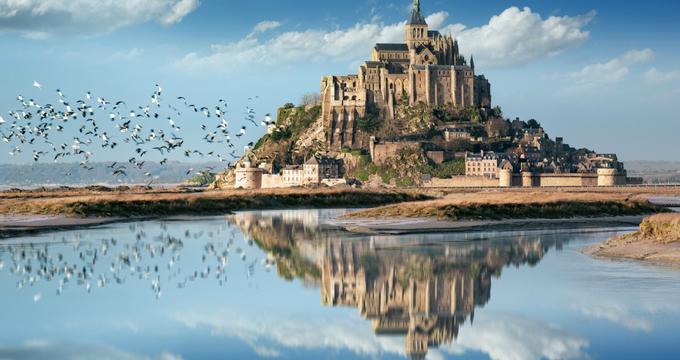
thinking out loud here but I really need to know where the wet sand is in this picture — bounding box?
[0,215,124,238]
[585,240,680,268]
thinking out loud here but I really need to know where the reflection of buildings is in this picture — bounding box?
[229,210,565,360]
[321,239,489,360]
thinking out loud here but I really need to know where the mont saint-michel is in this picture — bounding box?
[221,0,635,190]
[1,1,680,360]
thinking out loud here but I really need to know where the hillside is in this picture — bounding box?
[214,87,620,190]
[251,103,324,170]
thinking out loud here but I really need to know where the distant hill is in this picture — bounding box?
[0,162,227,188]
[625,161,680,184]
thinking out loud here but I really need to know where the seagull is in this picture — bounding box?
[33,81,42,89]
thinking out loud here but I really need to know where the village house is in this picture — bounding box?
[465,151,503,178]
[442,127,471,142]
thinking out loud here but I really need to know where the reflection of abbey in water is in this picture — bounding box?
[229,210,562,360]
[322,239,490,360]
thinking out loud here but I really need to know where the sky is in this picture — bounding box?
[0,0,679,164]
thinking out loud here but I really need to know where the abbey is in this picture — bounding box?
[321,0,491,151]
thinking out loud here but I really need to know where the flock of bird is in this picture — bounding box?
[0,82,278,179]
[0,222,276,302]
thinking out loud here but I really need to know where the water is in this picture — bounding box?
[1,209,680,360]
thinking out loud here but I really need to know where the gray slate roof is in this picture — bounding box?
[375,43,408,52]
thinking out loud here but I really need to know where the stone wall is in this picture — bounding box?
[262,174,287,189]
[424,172,620,188]
[536,173,598,187]
[371,141,421,165]
[321,76,368,152]
[423,176,498,188]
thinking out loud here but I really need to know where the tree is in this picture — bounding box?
[187,172,216,186]
[527,119,541,129]
[358,111,380,133]
[300,93,321,106]
[469,126,487,138]
[492,105,503,118]
[467,106,482,123]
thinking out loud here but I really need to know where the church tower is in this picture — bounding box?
[405,0,429,49]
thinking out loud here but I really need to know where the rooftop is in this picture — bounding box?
[408,0,427,25]
[375,43,408,52]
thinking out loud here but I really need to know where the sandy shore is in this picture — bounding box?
[585,240,680,268]
[584,213,680,268]
[331,216,645,235]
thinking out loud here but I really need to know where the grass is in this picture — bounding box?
[0,187,432,218]
[628,214,680,244]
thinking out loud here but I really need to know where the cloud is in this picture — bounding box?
[174,7,593,73]
[175,310,405,357]
[449,313,590,360]
[175,309,589,360]
[571,48,654,85]
[160,0,201,26]
[111,48,144,62]
[251,20,282,35]
[578,303,653,332]
[440,7,595,68]
[0,0,201,37]
[0,340,182,360]
[642,68,680,84]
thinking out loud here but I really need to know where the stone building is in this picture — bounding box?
[282,165,304,187]
[465,151,502,178]
[442,127,471,142]
[304,156,342,183]
[321,0,491,151]
[281,156,343,187]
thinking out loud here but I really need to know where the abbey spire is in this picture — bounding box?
[405,0,428,48]
[408,0,427,25]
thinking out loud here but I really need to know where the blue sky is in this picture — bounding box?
[0,0,679,164]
